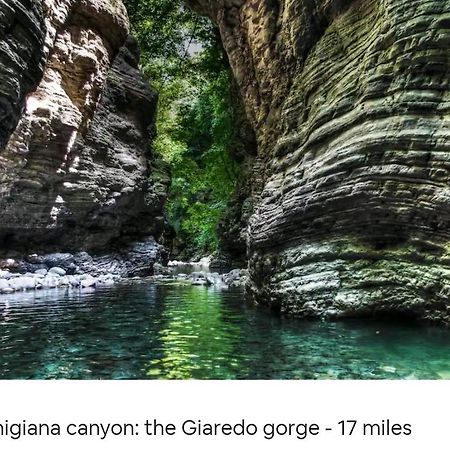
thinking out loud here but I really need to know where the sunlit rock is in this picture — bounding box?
[0,0,168,257]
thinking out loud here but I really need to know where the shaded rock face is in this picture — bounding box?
[213,80,257,269]
[10,236,168,278]
[0,0,46,150]
[0,0,167,255]
[187,0,450,323]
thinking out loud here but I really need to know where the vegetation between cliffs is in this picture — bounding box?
[123,0,239,258]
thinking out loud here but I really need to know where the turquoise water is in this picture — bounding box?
[0,281,449,379]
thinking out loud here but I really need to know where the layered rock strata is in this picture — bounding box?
[0,0,46,150]
[186,0,450,323]
[0,0,167,260]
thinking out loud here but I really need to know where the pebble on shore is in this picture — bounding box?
[0,256,248,295]
[0,267,120,295]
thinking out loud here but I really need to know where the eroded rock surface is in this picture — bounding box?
[0,0,167,259]
[0,0,46,149]
[186,0,450,323]
[0,236,167,295]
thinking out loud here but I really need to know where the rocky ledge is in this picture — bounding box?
[0,247,249,295]
[163,259,249,289]
[0,237,167,294]
[168,268,249,290]
[0,269,119,294]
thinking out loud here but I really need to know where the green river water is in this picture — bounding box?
[0,280,449,379]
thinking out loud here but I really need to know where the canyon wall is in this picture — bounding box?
[187,0,450,323]
[0,0,167,259]
[213,79,257,269]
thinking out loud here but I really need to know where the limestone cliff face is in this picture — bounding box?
[187,0,450,323]
[0,0,46,150]
[0,0,167,254]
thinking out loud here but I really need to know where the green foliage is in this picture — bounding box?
[123,0,217,82]
[166,70,238,255]
[123,0,238,256]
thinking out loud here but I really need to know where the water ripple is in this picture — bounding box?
[0,282,449,379]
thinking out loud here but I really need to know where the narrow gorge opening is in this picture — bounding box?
[123,0,252,266]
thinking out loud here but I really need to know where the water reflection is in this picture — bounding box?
[0,281,448,379]
[147,286,244,379]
